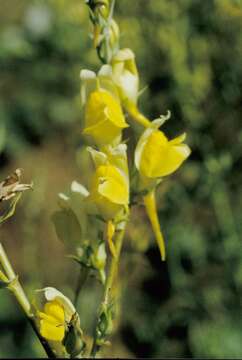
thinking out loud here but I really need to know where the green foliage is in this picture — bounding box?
[0,0,91,157]
[52,208,82,250]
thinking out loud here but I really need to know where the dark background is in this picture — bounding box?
[0,0,242,357]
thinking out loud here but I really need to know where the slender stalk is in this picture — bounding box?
[0,243,31,316]
[90,227,126,358]
[90,341,100,359]
[103,228,125,305]
[0,243,57,358]
[28,318,58,359]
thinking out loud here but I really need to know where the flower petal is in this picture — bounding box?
[43,287,76,323]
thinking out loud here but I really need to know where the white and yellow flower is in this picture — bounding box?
[135,116,191,183]
[88,144,129,221]
[135,115,191,260]
[37,287,78,342]
[80,69,128,147]
[87,144,129,256]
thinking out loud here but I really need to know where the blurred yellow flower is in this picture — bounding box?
[82,89,128,146]
[38,300,65,342]
[135,118,191,180]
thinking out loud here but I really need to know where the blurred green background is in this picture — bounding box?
[1,0,242,357]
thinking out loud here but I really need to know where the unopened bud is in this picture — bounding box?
[109,19,120,49]
[64,325,86,357]
[87,0,110,18]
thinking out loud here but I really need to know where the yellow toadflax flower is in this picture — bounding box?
[135,116,191,182]
[38,300,65,342]
[88,145,129,256]
[37,287,77,342]
[135,115,191,261]
[80,69,128,147]
[88,145,129,219]
[83,89,128,146]
[90,163,129,219]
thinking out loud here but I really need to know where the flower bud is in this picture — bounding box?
[96,303,113,343]
[91,242,107,283]
[109,19,120,50]
[87,0,110,19]
[63,316,86,357]
[92,242,107,270]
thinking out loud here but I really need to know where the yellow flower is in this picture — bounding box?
[37,287,78,342]
[38,300,65,342]
[135,117,191,181]
[90,163,128,255]
[135,116,191,261]
[88,145,129,220]
[90,163,129,220]
[83,89,128,146]
[87,145,129,256]
[90,164,128,257]
[80,69,128,146]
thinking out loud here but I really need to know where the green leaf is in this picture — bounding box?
[51,208,82,249]
[0,193,22,225]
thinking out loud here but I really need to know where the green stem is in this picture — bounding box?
[90,227,126,358]
[90,341,101,359]
[103,228,125,305]
[0,243,57,358]
[0,243,31,316]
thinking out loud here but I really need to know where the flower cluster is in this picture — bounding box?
[0,2,191,358]
[78,44,191,261]
[39,1,191,351]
